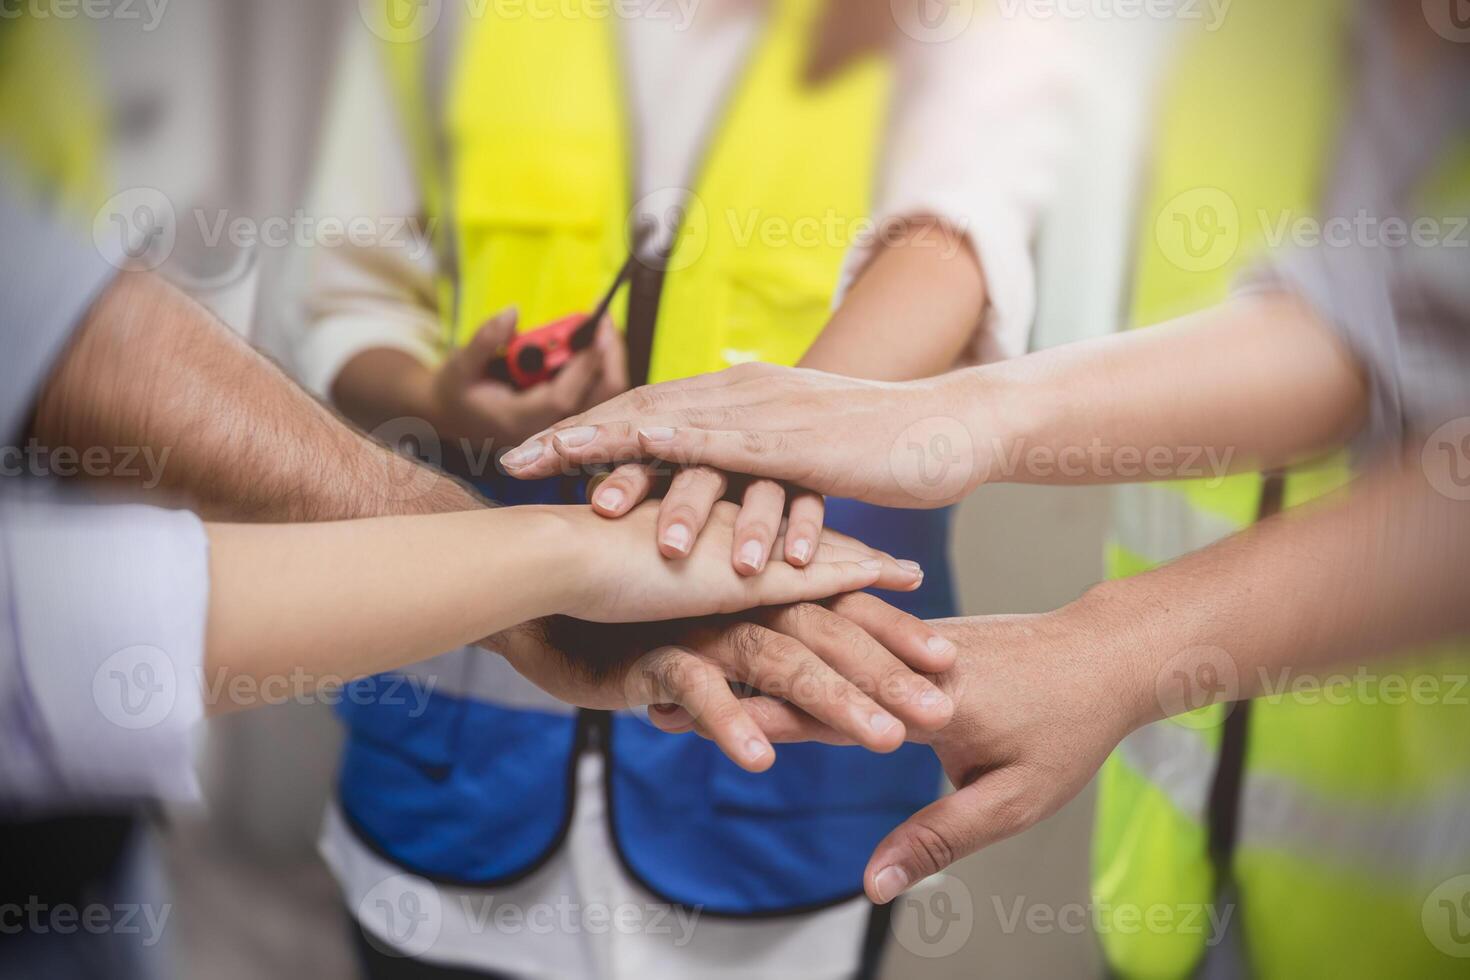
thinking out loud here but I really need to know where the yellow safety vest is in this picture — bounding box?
[0,14,107,217]
[1094,1,1470,977]
[382,0,891,383]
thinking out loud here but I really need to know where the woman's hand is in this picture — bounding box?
[547,500,913,624]
[500,362,992,510]
[427,308,628,447]
[586,462,843,578]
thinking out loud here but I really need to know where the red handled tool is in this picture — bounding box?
[487,254,637,389]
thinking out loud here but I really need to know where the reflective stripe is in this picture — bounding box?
[1111,482,1242,566]
[1119,722,1470,888]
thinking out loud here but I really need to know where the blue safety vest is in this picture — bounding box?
[335,475,953,915]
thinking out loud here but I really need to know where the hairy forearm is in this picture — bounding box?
[202,507,577,712]
[32,272,479,521]
[802,219,985,380]
[964,292,1369,485]
[1074,460,1470,730]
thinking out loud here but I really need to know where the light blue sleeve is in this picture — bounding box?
[0,483,209,811]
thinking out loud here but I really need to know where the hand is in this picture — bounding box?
[489,592,958,771]
[499,362,991,508]
[430,308,628,447]
[698,605,1147,903]
[545,499,918,624]
[587,462,839,577]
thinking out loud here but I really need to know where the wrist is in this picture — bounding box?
[511,505,600,618]
[1057,579,1170,736]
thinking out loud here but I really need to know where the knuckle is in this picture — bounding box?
[630,386,661,415]
[903,822,957,875]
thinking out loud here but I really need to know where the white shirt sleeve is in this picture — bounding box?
[837,12,1084,363]
[0,485,209,810]
[284,27,444,399]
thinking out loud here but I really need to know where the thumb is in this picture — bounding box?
[864,772,1030,904]
[454,307,520,376]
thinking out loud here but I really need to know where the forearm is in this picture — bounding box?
[202,507,576,711]
[802,219,985,380]
[1076,460,1470,730]
[965,292,1369,485]
[32,272,478,521]
[331,347,440,435]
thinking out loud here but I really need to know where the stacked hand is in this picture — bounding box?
[650,605,1148,904]
[491,591,959,773]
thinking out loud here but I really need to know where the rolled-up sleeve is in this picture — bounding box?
[1239,241,1470,461]
[0,486,209,809]
[835,13,1083,364]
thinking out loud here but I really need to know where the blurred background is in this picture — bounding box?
[22,0,1457,977]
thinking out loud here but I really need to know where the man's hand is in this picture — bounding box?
[499,362,991,509]
[425,308,628,447]
[701,606,1147,904]
[489,592,959,773]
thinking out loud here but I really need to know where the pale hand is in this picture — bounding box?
[500,362,993,509]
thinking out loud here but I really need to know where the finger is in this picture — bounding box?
[718,622,904,753]
[813,530,923,593]
[501,370,749,476]
[629,648,774,772]
[656,465,727,557]
[827,592,957,674]
[865,774,1035,904]
[591,462,657,517]
[534,345,605,422]
[739,696,856,745]
[749,559,883,611]
[763,603,952,734]
[733,479,785,575]
[456,307,520,376]
[647,702,697,734]
[782,491,825,566]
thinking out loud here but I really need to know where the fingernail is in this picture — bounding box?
[873,865,910,904]
[595,486,625,511]
[554,426,597,448]
[639,426,676,442]
[919,689,951,712]
[502,442,545,468]
[926,635,955,656]
[790,538,812,564]
[661,523,692,554]
[744,738,771,764]
[859,559,883,571]
[897,560,924,578]
[869,712,898,735]
[738,539,765,571]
